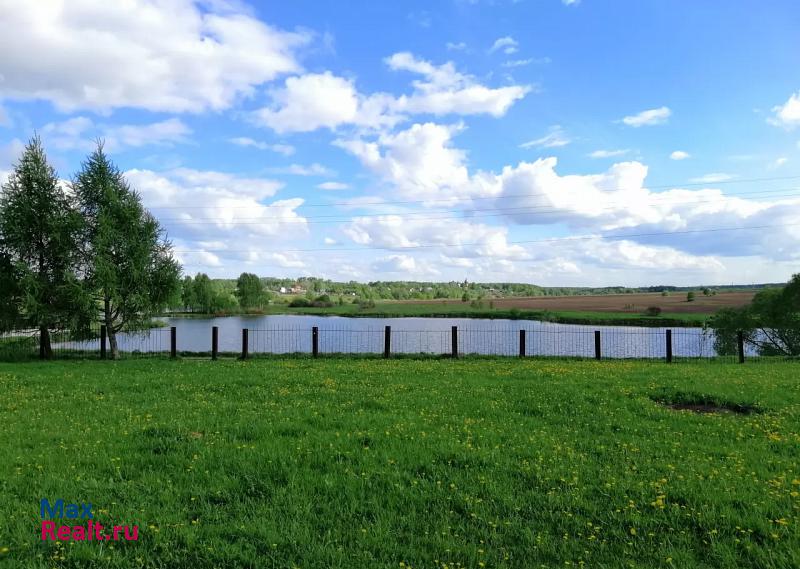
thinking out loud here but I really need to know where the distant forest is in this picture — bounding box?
[177,273,780,314]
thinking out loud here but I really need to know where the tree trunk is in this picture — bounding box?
[104,297,119,360]
[39,326,52,359]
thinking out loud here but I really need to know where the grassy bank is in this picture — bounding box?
[0,359,798,567]
[167,303,709,327]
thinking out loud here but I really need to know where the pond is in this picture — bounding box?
[55,315,730,359]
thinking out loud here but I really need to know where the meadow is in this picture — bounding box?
[0,358,797,568]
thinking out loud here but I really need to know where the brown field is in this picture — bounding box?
[407,291,756,314]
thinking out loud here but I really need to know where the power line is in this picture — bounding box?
[144,174,800,211]
[173,221,800,255]
[155,187,800,225]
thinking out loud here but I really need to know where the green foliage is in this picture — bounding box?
[0,359,798,567]
[235,272,267,309]
[686,291,696,302]
[0,136,87,355]
[644,306,662,317]
[708,274,800,356]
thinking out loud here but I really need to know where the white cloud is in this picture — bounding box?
[768,91,800,129]
[670,150,690,160]
[688,173,736,184]
[125,167,308,241]
[254,72,394,133]
[520,125,571,149]
[372,254,440,277]
[255,54,529,133]
[0,0,310,113]
[267,163,336,177]
[336,122,492,203]
[500,57,550,68]
[488,36,518,55]
[621,106,671,127]
[228,137,295,156]
[589,149,629,159]
[562,0,581,5]
[317,181,350,190]
[446,42,467,51]
[344,216,527,260]
[386,52,530,117]
[41,117,191,152]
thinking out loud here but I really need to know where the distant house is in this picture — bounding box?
[290,284,306,294]
[279,287,287,294]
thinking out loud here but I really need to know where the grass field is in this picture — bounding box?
[0,359,798,568]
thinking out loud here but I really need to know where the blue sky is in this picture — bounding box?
[1,0,799,286]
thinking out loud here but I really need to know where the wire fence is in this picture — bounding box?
[0,324,796,363]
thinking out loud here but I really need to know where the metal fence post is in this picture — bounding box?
[737,331,745,364]
[519,329,526,358]
[211,326,219,360]
[384,326,391,359]
[170,327,177,359]
[451,326,458,358]
[241,328,249,360]
[594,330,601,360]
[666,329,673,363]
[100,325,107,360]
[39,329,45,360]
[312,327,319,358]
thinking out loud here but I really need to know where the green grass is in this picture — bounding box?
[0,359,798,568]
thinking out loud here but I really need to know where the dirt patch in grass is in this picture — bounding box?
[651,389,761,415]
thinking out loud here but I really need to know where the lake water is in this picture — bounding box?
[56,315,729,359]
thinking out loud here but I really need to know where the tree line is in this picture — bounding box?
[0,136,180,359]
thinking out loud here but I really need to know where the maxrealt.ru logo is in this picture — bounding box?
[40,499,138,541]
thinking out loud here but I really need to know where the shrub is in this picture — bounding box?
[687,292,696,302]
[289,298,310,308]
[644,306,662,317]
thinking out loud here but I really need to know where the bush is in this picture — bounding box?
[289,298,310,308]
[644,306,662,317]
[687,292,696,302]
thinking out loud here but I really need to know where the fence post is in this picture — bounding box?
[241,328,249,360]
[594,330,601,360]
[170,326,177,359]
[384,326,391,359]
[519,329,526,358]
[100,325,107,360]
[666,329,673,363]
[211,326,219,361]
[39,329,45,360]
[737,331,745,364]
[451,326,458,359]
[312,327,319,358]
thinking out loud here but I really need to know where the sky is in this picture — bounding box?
[1,0,799,287]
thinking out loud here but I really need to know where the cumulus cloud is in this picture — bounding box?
[255,53,529,133]
[125,167,307,241]
[372,254,440,277]
[228,137,295,156]
[0,0,310,113]
[335,122,496,203]
[670,150,690,160]
[621,106,671,127]
[41,117,191,152]
[768,91,800,129]
[520,125,571,149]
[266,163,336,177]
[343,215,527,260]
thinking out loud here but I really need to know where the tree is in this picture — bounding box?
[181,275,196,312]
[0,136,86,357]
[235,272,265,309]
[192,273,215,313]
[686,291,696,302]
[73,143,180,359]
[708,275,800,356]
